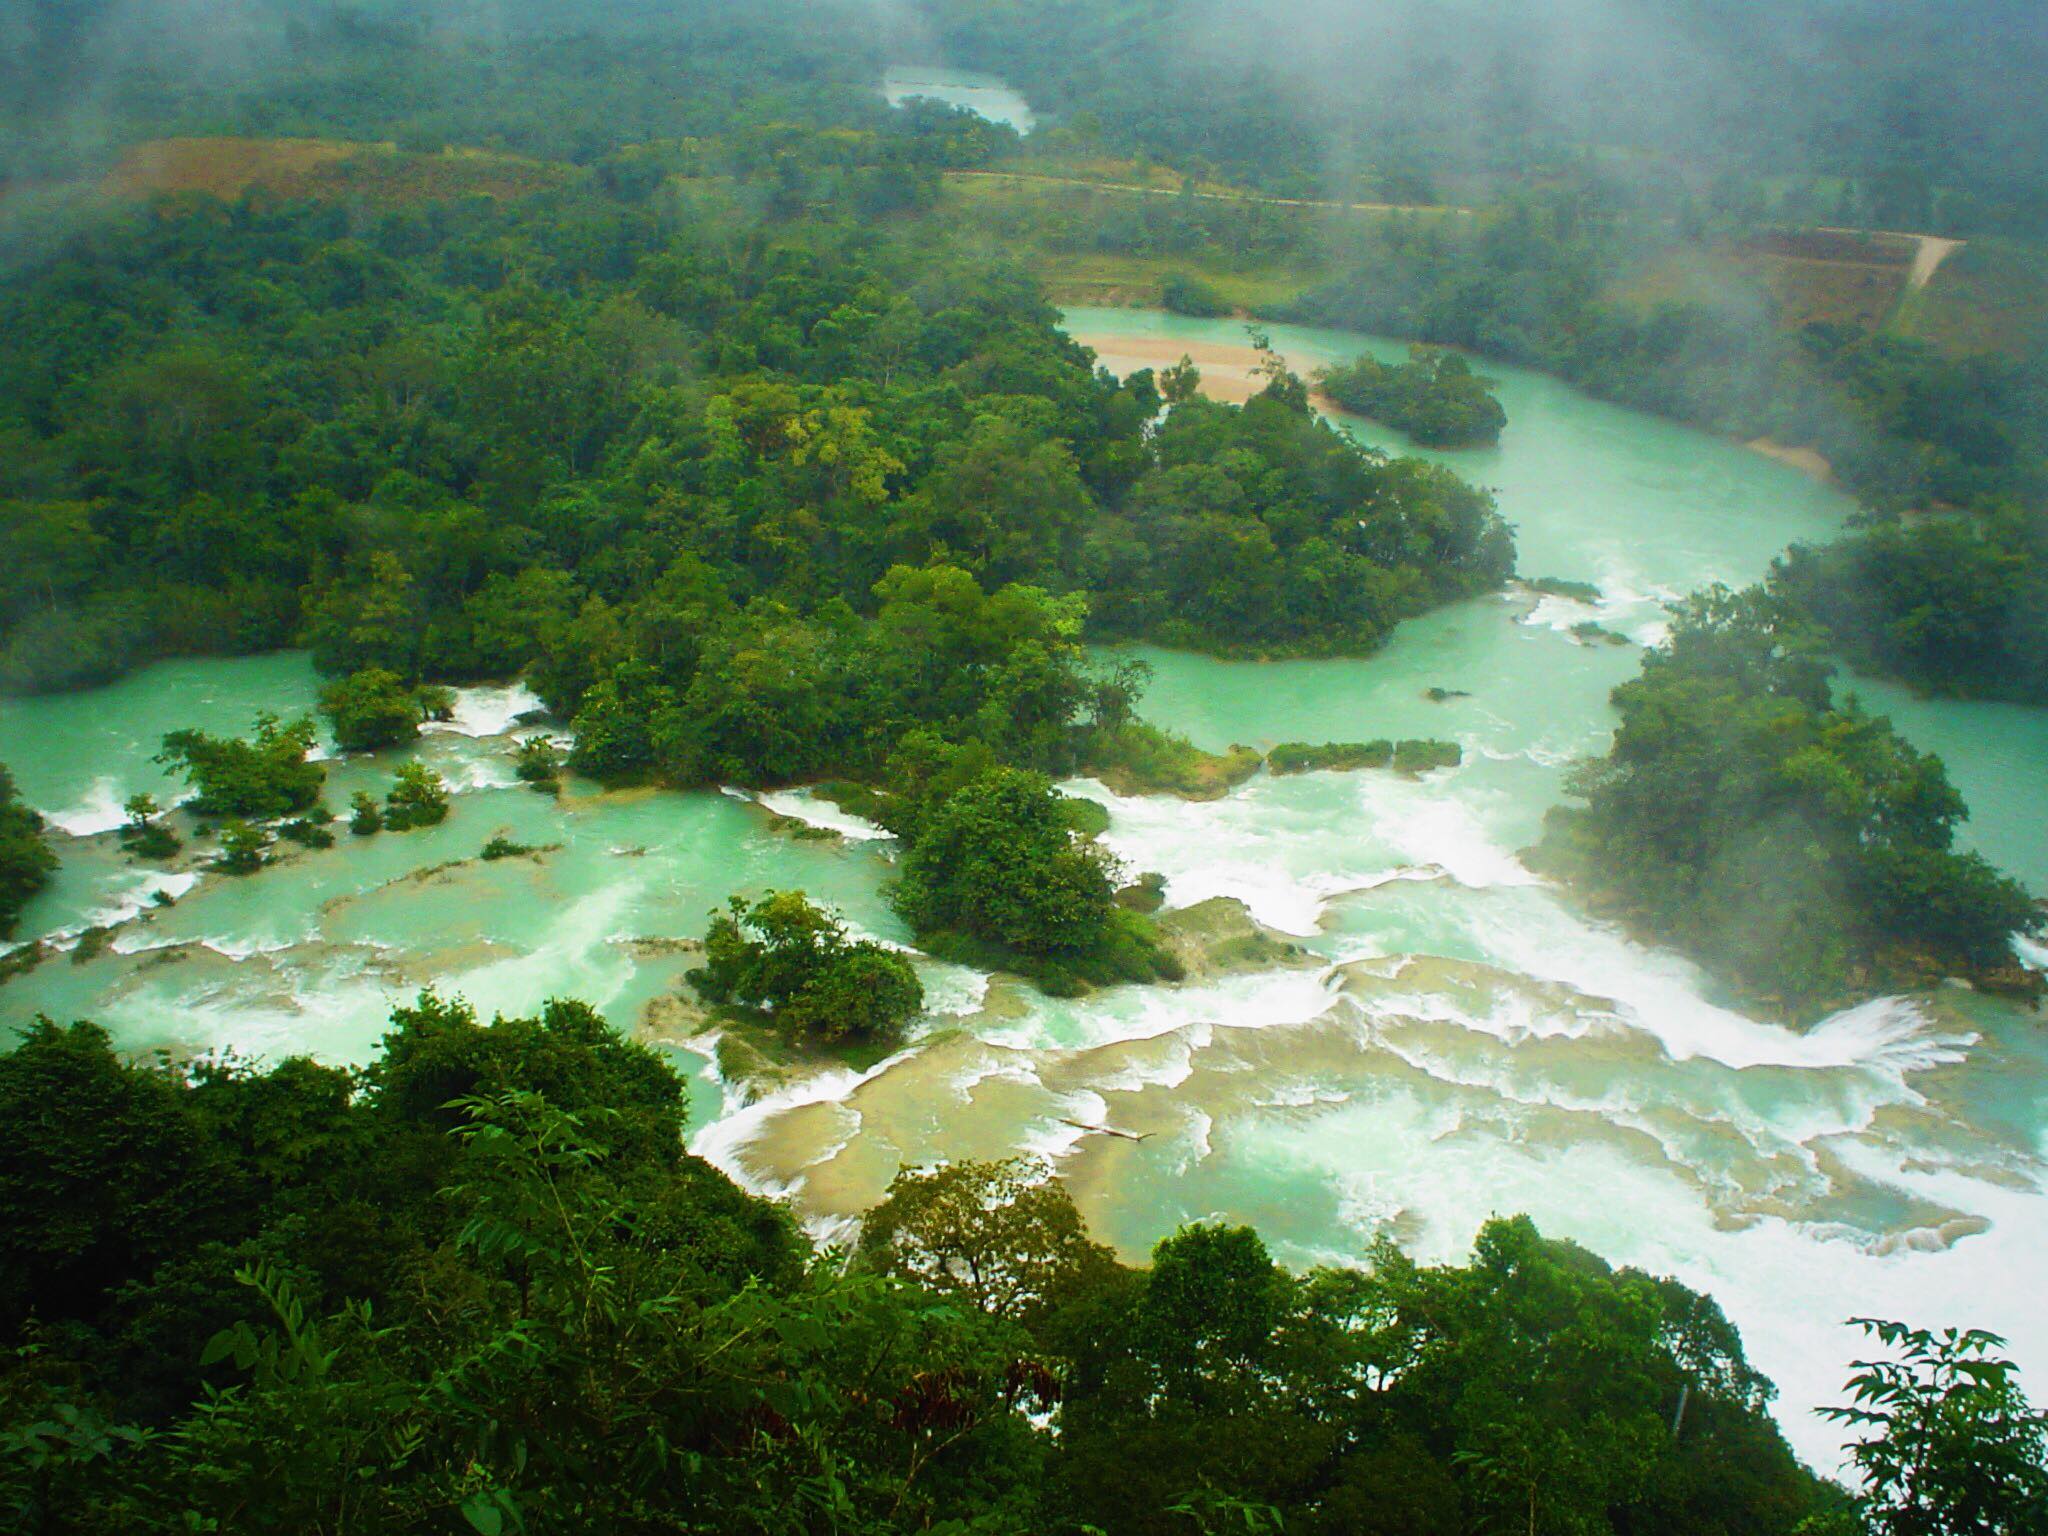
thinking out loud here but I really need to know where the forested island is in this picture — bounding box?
[3,3,2048,1531]
[1532,590,2043,1018]
[1317,346,1507,448]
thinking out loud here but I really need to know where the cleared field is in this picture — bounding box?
[104,137,572,204]
[1893,238,2048,358]
[1029,251,1325,312]
[103,137,361,199]
[1608,238,1910,334]
[945,167,1471,219]
[1742,251,1909,331]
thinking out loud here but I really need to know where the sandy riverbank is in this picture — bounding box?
[1745,437,1836,483]
[1073,332,1343,411]
[1081,329,1846,489]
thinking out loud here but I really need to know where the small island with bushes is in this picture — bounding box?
[1317,344,1508,448]
[689,889,925,1045]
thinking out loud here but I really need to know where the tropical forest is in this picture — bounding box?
[1,3,2046,1531]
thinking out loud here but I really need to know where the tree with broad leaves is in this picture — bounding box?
[1822,1318,2048,1535]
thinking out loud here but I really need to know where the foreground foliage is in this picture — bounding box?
[1824,1319,2048,1534]
[16,996,2031,1532]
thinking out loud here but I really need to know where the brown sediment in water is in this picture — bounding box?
[703,946,2011,1264]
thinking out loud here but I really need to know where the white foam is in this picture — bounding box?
[993,967,1340,1055]
[945,1056,1042,1103]
[423,682,545,738]
[1350,776,1538,892]
[84,869,201,932]
[197,932,305,962]
[1063,777,1425,935]
[1520,593,1600,632]
[440,754,520,793]
[1473,891,1970,1073]
[2015,932,2048,973]
[41,776,132,837]
[755,787,894,842]
[919,960,992,1017]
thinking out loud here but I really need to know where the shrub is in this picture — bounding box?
[383,764,450,831]
[689,890,923,1042]
[119,794,180,860]
[156,715,323,820]
[213,819,268,874]
[348,791,383,836]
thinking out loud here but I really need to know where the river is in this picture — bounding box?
[2,308,2044,1472]
[882,66,1037,134]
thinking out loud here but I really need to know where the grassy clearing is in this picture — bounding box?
[103,137,573,205]
[1893,238,2048,358]
[1743,252,1907,331]
[1026,250,1327,311]
[1605,237,1910,335]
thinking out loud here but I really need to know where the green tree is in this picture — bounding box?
[347,791,382,836]
[119,792,180,859]
[1824,1319,2048,1534]
[0,765,56,938]
[156,715,323,821]
[1536,589,2041,1014]
[892,768,1119,960]
[688,890,923,1041]
[317,668,427,753]
[857,1157,1115,1327]
[0,1020,215,1333]
[382,764,449,831]
[302,552,427,678]
[214,818,268,874]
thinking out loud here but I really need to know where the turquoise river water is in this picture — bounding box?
[2,308,2044,1472]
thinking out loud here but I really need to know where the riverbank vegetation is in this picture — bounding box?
[1284,212,2047,520]
[1282,206,2048,706]
[1534,589,2043,1018]
[0,766,56,938]
[891,765,1178,994]
[0,184,1508,694]
[1317,346,1507,448]
[318,668,451,752]
[1771,514,2048,706]
[10,994,2042,1533]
